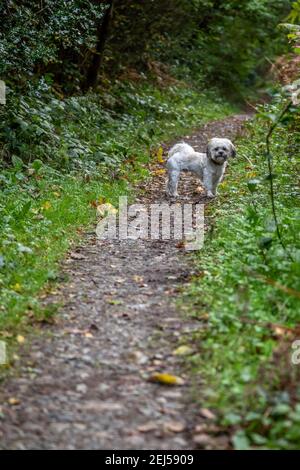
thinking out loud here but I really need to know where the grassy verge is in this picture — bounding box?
[0,81,236,338]
[184,98,300,449]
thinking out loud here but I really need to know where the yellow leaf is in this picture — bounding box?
[96,203,117,218]
[16,335,25,344]
[153,169,166,176]
[157,146,164,163]
[149,372,185,386]
[199,312,209,320]
[42,201,51,211]
[8,397,20,406]
[53,192,61,198]
[173,345,193,356]
[84,332,93,338]
[12,283,22,292]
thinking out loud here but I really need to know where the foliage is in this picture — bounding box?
[101,0,291,95]
[0,1,292,96]
[280,2,300,54]
[184,93,300,449]
[0,81,235,332]
[166,0,291,94]
[0,80,233,167]
[0,0,107,90]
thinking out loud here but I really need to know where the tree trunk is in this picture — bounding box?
[85,0,115,90]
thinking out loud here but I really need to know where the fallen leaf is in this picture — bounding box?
[16,335,25,344]
[12,283,22,292]
[8,397,20,406]
[133,275,144,283]
[84,332,93,338]
[148,373,185,386]
[129,351,148,364]
[96,203,117,218]
[173,345,193,356]
[176,241,186,249]
[70,252,86,260]
[164,421,186,433]
[138,422,158,433]
[90,200,98,208]
[198,313,209,321]
[42,201,51,211]
[153,169,166,176]
[157,147,164,164]
[194,424,208,433]
[199,408,217,420]
[193,433,213,446]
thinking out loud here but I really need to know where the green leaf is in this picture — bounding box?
[258,236,273,250]
[11,155,23,169]
[247,179,261,193]
[232,431,251,450]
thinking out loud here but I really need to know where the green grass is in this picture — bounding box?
[0,80,236,335]
[184,99,300,449]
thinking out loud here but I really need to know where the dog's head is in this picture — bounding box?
[206,138,236,165]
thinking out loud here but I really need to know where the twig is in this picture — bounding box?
[265,100,293,260]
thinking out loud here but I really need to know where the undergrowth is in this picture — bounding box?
[185,94,300,449]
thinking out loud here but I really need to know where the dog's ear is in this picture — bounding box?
[230,142,237,158]
[206,141,212,160]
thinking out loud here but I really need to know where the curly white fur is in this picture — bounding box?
[166,138,236,198]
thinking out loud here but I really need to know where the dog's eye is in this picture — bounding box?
[215,147,219,151]
[222,147,226,151]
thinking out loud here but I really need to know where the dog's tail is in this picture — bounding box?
[168,142,194,159]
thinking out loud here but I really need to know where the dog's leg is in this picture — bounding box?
[203,171,215,198]
[211,171,225,196]
[210,178,220,197]
[167,169,180,197]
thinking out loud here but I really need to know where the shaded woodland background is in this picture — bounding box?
[0,0,291,94]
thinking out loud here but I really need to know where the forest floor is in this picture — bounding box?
[0,114,250,450]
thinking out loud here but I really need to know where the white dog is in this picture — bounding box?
[166,138,236,198]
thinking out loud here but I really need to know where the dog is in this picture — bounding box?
[166,138,236,198]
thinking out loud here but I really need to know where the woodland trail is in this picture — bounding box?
[0,114,249,450]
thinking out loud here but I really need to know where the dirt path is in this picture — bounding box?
[0,114,249,450]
